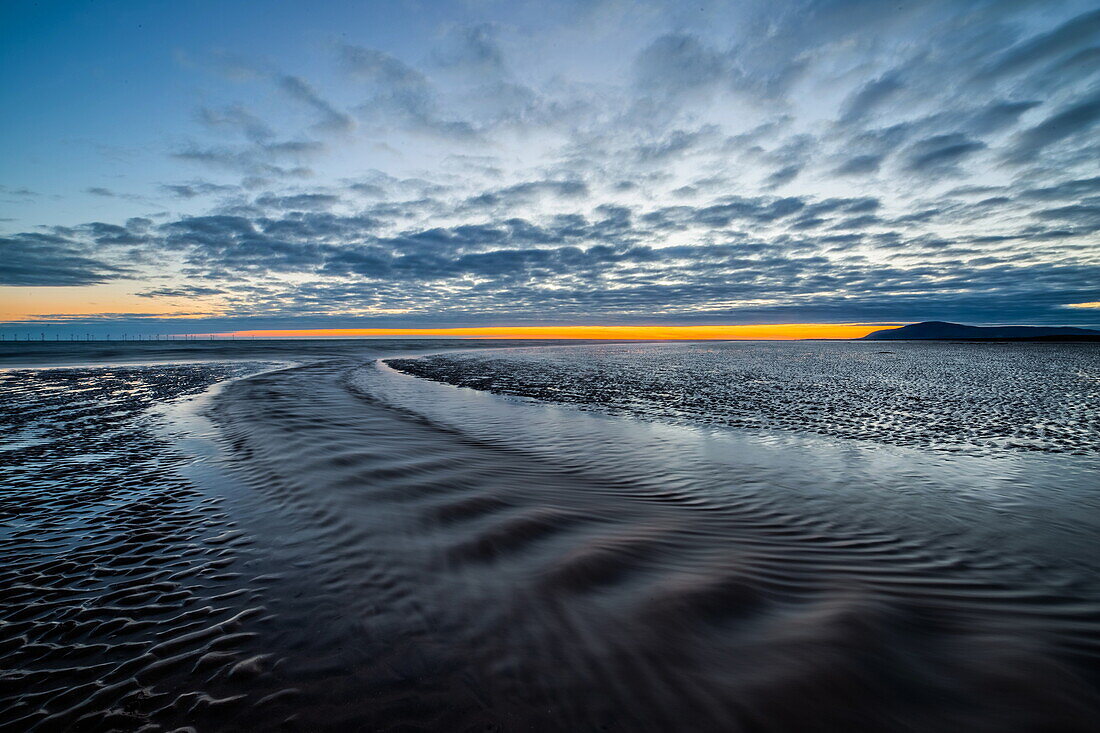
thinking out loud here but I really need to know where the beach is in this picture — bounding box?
[2,340,1099,731]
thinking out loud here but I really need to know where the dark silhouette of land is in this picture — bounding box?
[862,321,1100,341]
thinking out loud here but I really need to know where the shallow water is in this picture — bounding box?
[2,340,1099,731]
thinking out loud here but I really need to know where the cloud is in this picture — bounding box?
[434,23,507,78]
[763,164,802,189]
[160,181,239,199]
[342,44,479,141]
[838,74,903,125]
[634,127,718,162]
[904,134,986,173]
[277,75,355,134]
[10,176,1100,327]
[634,33,729,97]
[1032,203,1100,233]
[1034,46,1100,87]
[967,100,1041,134]
[974,8,1100,82]
[341,44,428,89]
[254,192,341,211]
[137,284,226,298]
[0,185,39,198]
[834,154,883,175]
[460,184,588,214]
[1003,89,1100,164]
[172,139,322,177]
[632,28,807,106]
[1020,176,1100,201]
[348,182,387,198]
[8,0,1100,331]
[0,233,133,286]
[198,105,274,142]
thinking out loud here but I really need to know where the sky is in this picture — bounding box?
[1,0,1099,338]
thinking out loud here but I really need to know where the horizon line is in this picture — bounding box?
[206,324,898,340]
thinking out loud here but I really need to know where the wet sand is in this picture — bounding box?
[2,341,1099,731]
[0,362,280,730]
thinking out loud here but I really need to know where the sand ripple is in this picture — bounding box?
[5,347,1100,731]
[387,341,1100,454]
[0,365,285,731]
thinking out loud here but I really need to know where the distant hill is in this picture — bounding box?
[862,321,1100,340]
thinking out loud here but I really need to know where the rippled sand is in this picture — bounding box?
[387,341,1100,454]
[2,341,1099,731]
[0,363,279,730]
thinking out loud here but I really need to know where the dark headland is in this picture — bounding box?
[862,321,1100,341]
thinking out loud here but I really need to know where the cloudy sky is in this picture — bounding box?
[2,0,1099,335]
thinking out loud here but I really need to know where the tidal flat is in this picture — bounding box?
[2,340,1099,731]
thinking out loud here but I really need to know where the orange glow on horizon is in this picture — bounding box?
[210,324,895,340]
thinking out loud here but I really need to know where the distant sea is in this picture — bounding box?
[3,339,1099,731]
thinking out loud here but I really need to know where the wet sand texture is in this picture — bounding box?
[387,341,1100,454]
[2,344,1100,731]
[0,365,285,731]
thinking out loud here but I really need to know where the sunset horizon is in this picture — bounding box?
[208,323,894,340]
[0,321,894,341]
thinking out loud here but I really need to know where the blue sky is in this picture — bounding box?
[2,0,1099,335]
